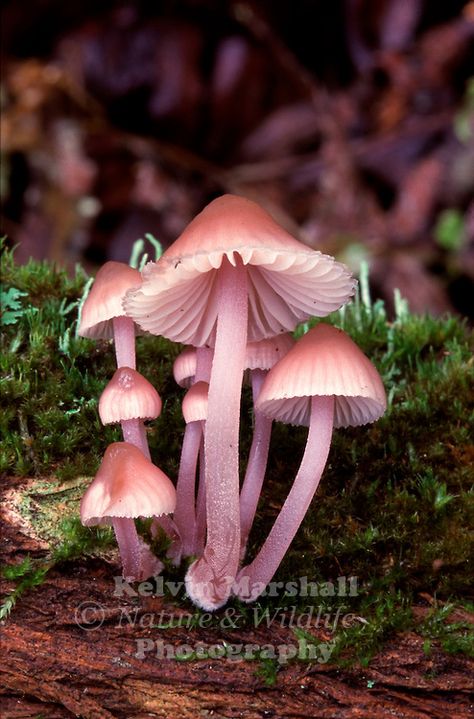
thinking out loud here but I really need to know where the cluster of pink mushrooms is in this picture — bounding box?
[78,194,386,611]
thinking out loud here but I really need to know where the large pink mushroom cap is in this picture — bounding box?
[124,194,355,345]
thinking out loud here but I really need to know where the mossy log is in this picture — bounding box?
[1,251,473,717]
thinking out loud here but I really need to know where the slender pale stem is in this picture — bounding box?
[235,395,335,602]
[173,345,211,557]
[195,346,213,383]
[111,316,159,579]
[120,419,150,459]
[112,517,142,580]
[239,369,273,560]
[112,316,136,368]
[170,347,212,558]
[193,428,207,556]
[174,420,204,556]
[113,517,163,581]
[185,257,248,610]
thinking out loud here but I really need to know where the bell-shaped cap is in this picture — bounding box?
[244,333,295,372]
[80,442,176,525]
[98,367,162,425]
[181,381,209,423]
[172,335,295,389]
[173,347,197,388]
[256,323,387,428]
[124,195,355,346]
[78,262,142,339]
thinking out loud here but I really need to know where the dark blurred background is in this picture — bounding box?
[2,0,473,318]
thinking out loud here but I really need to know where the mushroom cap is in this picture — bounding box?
[172,334,295,391]
[255,323,387,428]
[244,333,295,371]
[173,347,198,388]
[78,261,142,339]
[124,194,355,346]
[182,381,209,423]
[80,442,176,525]
[98,367,162,424]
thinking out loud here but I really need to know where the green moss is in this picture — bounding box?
[419,603,474,658]
[1,518,114,618]
[1,246,473,662]
[0,246,182,479]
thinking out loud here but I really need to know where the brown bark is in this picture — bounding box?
[1,482,473,719]
[1,574,473,718]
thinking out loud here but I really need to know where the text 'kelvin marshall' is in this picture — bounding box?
[113,575,359,599]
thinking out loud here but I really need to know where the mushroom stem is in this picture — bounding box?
[174,420,204,556]
[195,346,213,382]
[193,429,206,556]
[172,347,211,558]
[112,316,136,369]
[185,257,248,610]
[120,419,150,459]
[112,517,143,580]
[235,395,334,602]
[113,517,164,581]
[239,369,273,560]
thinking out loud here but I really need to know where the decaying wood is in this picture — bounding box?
[1,488,473,719]
[1,597,473,719]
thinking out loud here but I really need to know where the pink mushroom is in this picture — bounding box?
[235,323,387,602]
[239,333,295,559]
[99,366,162,459]
[78,261,142,368]
[81,442,176,581]
[152,346,213,557]
[125,194,355,610]
[173,381,209,559]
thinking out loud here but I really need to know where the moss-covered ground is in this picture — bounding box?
[1,247,473,670]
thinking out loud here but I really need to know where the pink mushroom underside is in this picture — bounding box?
[235,394,335,602]
[185,256,248,610]
[112,316,136,369]
[239,369,273,558]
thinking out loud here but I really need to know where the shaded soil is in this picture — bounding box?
[1,477,473,719]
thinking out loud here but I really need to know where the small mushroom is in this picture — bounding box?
[99,366,162,459]
[78,261,142,368]
[235,323,387,602]
[81,442,176,581]
[172,346,213,398]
